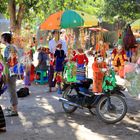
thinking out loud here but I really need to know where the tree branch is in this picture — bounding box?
[17,3,25,28]
[8,0,16,28]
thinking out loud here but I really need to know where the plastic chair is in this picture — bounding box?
[34,70,48,85]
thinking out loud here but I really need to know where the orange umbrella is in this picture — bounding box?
[40,11,63,30]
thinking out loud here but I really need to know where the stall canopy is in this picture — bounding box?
[131,19,140,30]
[40,10,98,30]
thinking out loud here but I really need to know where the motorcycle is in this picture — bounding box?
[59,79,127,124]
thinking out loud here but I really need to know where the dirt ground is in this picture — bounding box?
[0,80,140,140]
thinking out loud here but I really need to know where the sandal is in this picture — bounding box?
[5,110,18,117]
[0,127,6,132]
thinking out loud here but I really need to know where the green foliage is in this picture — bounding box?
[103,0,140,21]
[1,0,140,31]
[0,0,8,16]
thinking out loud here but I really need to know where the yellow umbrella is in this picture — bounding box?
[131,19,140,30]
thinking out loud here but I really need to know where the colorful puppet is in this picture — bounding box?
[123,24,136,61]
[112,44,127,78]
[102,69,116,93]
[95,39,109,58]
[92,52,107,93]
[64,61,77,82]
[72,48,88,81]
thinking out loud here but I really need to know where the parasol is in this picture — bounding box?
[40,10,98,30]
[131,19,140,30]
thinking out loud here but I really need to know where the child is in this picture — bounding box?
[23,51,32,86]
[72,48,88,81]
[48,53,55,92]
[54,42,66,72]
[55,72,63,94]
[72,48,88,68]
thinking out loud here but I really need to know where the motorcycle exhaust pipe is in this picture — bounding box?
[59,98,82,108]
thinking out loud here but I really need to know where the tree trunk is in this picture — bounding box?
[8,0,25,35]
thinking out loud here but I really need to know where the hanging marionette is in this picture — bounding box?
[123,24,136,62]
[92,52,107,94]
[95,33,109,58]
[112,43,128,78]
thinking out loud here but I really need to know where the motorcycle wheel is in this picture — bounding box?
[96,94,127,124]
[62,86,78,114]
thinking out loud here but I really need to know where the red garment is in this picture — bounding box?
[56,74,62,83]
[72,53,88,65]
[49,53,55,66]
[73,50,76,57]
[30,64,35,81]
[8,56,18,67]
[92,61,107,93]
[112,48,127,61]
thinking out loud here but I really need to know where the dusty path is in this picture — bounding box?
[0,82,140,140]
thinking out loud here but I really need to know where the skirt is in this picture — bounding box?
[55,58,64,72]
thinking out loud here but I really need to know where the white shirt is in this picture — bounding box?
[48,38,57,54]
[59,39,67,55]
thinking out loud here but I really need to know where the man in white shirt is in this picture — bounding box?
[48,31,58,54]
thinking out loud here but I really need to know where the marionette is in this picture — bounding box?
[64,60,77,83]
[102,69,116,93]
[95,39,109,58]
[72,48,88,68]
[72,48,88,81]
[92,52,107,94]
[123,24,136,62]
[8,48,18,76]
[112,44,127,78]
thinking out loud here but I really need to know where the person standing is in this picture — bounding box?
[1,33,18,117]
[0,60,6,132]
[48,31,58,92]
[0,106,6,132]
[37,46,48,71]
[59,29,68,55]
[48,31,58,54]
